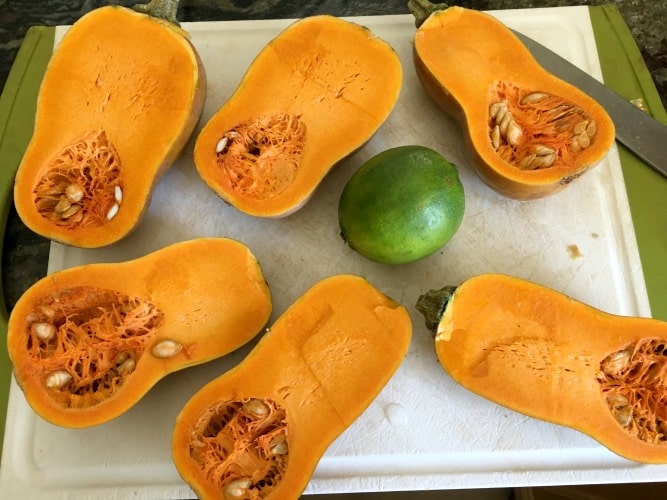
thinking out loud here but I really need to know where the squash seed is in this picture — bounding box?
[269,433,288,455]
[36,198,59,211]
[520,92,548,104]
[516,146,557,170]
[151,339,182,358]
[106,202,119,220]
[505,120,522,146]
[518,154,538,170]
[54,197,72,214]
[490,125,501,149]
[489,100,508,121]
[573,120,588,135]
[606,393,632,426]
[586,120,597,137]
[613,405,633,427]
[224,478,252,499]
[65,183,84,202]
[546,104,574,123]
[488,99,523,149]
[40,305,56,319]
[530,145,555,156]
[68,210,84,224]
[576,132,591,149]
[539,153,556,168]
[116,357,136,376]
[498,111,512,135]
[44,186,65,197]
[600,348,632,376]
[215,136,229,154]
[114,185,123,204]
[243,398,270,418]
[60,204,82,219]
[32,322,56,342]
[45,370,72,389]
[114,351,131,366]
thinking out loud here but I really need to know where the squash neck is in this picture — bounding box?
[415,285,458,335]
[408,0,449,28]
[133,0,180,26]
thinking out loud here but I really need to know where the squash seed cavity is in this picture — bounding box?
[214,113,306,200]
[488,82,596,170]
[188,397,288,498]
[25,286,164,409]
[597,339,667,445]
[33,129,123,228]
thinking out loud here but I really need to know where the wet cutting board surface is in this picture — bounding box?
[2,6,666,498]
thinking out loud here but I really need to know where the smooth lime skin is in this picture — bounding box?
[338,145,464,265]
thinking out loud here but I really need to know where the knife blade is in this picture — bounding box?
[512,29,667,178]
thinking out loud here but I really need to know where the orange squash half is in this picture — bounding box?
[417,273,667,464]
[412,5,615,199]
[7,238,271,428]
[194,15,403,217]
[172,274,412,498]
[14,4,206,247]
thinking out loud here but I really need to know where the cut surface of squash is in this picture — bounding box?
[7,238,271,428]
[417,273,667,464]
[14,5,206,247]
[172,274,412,498]
[194,15,403,217]
[412,5,615,199]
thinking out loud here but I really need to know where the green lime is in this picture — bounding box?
[338,145,464,265]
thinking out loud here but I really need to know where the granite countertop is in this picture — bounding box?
[1,0,665,313]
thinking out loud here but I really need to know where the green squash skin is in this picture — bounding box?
[338,145,465,265]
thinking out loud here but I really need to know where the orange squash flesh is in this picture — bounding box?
[7,238,271,428]
[419,273,667,464]
[172,274,412,499]
[194,15,403,217]
[14,5,206,248]
[413,6,615,200]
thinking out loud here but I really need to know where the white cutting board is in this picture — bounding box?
[2,6,665,498]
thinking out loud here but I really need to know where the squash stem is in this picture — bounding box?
[415,285,457,335]
[133,0,180,26]
[407,0,449,28]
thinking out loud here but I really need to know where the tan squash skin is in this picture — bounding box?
[194,15,403,217]
[14,6,206,248]
[413,7,615,200]
[172,274,412,499]
[430,273,667,464]
[7,238,271,428]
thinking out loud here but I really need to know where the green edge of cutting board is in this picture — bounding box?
[0,26,55,459]
[590,5,667,321]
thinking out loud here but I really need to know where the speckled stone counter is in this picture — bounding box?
[1,0,665,312]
